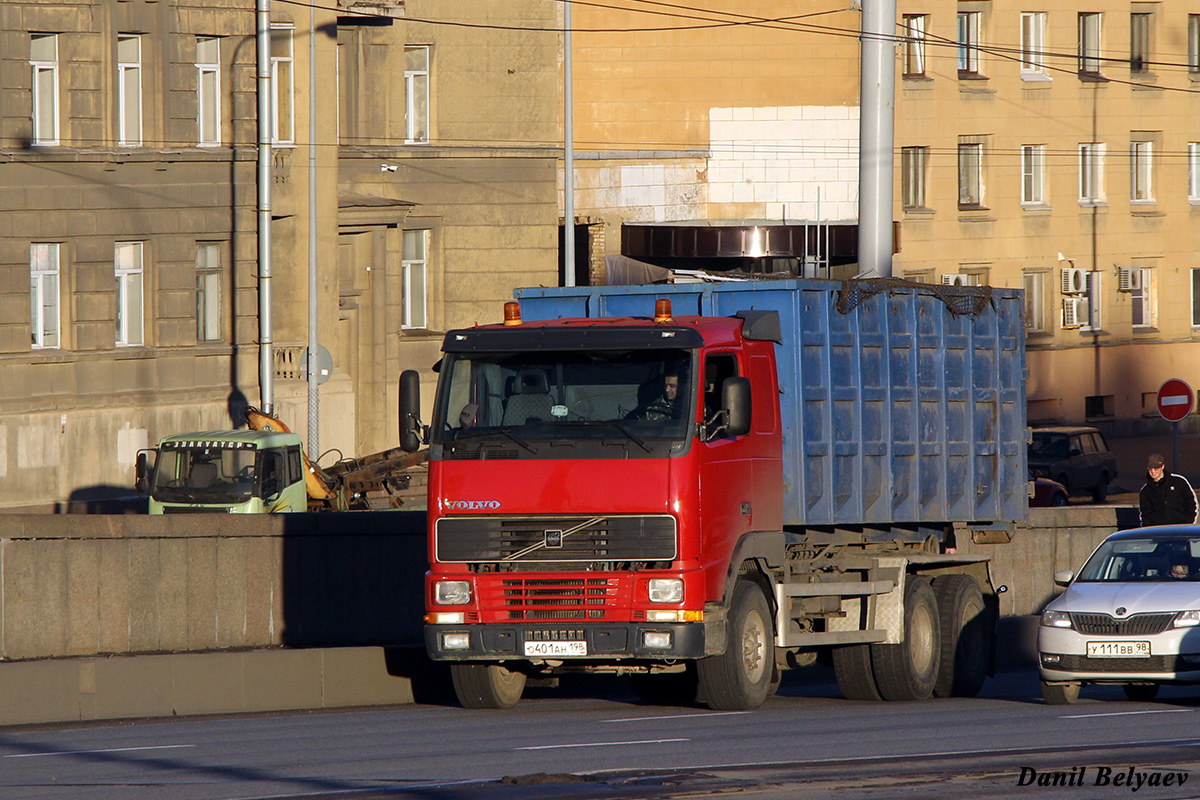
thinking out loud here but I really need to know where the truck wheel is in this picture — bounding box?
[698,580,774,710]
[450,663,527,709]
[1041,680,1080,705]
[870,576,940,701]
[629,667,700,706]
[932,575,989,698]
[832,644,882,701]
[1123,683,1159,702]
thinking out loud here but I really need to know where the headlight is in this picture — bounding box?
[1040,609,1073,629]
[648,578,684,604]
[434,580,472,605]
[1175,610,1200,628]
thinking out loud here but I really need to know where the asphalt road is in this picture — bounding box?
[4,665,1200,800]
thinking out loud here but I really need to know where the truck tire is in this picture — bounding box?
[832,644,882,701]
[1041,680,1080,705]
[870,576,940,701]
[932,574,989,698]
[629,667,700,706]
[450,663,527,709]
[697,579,774,710]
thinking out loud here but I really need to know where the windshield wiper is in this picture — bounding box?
[451,426,538,454]
[554,420,652,453]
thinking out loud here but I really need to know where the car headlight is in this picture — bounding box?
[1040,609,1073,629]
[1174,610,1200,628]
[434,580,472,605]
[648,578,684,604]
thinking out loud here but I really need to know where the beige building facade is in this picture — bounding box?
[0,0,559,510]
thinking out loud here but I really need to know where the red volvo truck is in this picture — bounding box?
[401,278,1027,709]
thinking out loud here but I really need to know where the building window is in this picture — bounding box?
[1023,271,1048,333]
[1082,271,1102,332]
[1022,145,1046,205]
[1128,268,1152,328]
[1079,143,1105,204]
[115,242,144,346]
[196,243,221,342]
[1079,13,1102,75]
[957,11,981,75]
[1131,140,1153,203]
[196,36,220,146]
[405,46,430,144]
[1190,15,1200,75]
[958,141,983,207]
[402,229,428,329]
[30,34,59,146]
[901,146,927,209]
[1130,13,1150,74]
[1190,143,1200,201]
[1020,12,1047,78]
[270,26,293,145]
[31,243,60,349]
[117,34,142,146]
[1192,269,1200,327]
[902,15,927,77]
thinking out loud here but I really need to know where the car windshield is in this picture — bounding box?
[1076,536,1200,582]
[1030,433,1070,459]
[151,444,259,504]
[431,349,695,445]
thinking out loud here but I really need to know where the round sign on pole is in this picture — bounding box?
[1157,378,1194,423]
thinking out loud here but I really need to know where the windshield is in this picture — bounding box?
[432,349,695,446]
[1076,536,1200,582]
[151,444,259,505]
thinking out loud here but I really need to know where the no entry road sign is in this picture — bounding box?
[1157,378,1194,423]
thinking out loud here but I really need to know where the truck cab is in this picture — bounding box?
[140,430,307,514]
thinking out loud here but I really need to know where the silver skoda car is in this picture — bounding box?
[1038,526,1200,704]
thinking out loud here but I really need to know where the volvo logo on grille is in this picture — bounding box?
[444,499,501,511]
[544,529,564,548]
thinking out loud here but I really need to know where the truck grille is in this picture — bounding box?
[1071,613,1175,636]
[481,577,622,620]
[435,515,676,563]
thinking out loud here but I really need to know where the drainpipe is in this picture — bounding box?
[563,0,575,287]
[257,0,275,414]
[858,0,896,277]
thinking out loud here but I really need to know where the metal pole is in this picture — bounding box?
[563,0,575,287]
[857,0,895,277]
[307,2,319,455]
[257,0,275,414]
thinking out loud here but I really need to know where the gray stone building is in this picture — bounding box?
[0,0,560,511]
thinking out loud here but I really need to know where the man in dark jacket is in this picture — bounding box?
[1139,453,1198,526]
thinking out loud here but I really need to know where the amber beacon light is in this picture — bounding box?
[503,301,523,326]
[654,298,673,323]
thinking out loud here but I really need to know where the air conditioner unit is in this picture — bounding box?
[942,273,970,287]
[1062,297,1088,328]
[1118,266,1143,292]
[1061,267,1087,295]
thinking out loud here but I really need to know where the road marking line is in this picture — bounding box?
[603,712,751,723]
[4,745,195,759]
[1061,709,1194,719]
[516,738,689,751]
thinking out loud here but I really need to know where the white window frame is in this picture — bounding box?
[958,141,983,207]
[1130,12,1150,74]
[957,11,981,74]
[402,229,428,329]
[1131,140,1153,203]
[1192,268,1200,327]
[902,15,927,77]
[31,243,61,349]
[117,34,142,147]
[404,45,430,144]
[1082,271,1102,332]
[115,241,144,347]
[1021,144,1046,205]
[1020,12,1048,79]
[1190,143,1200,202]
[1023,270,1048,333]
[30,34,59,146]
[1079,13,1102,75]
[196,243,221,342]
[901,146,927,209]
[1079,142,1106,204]
[196,36,220,147]
[1190,15,1200,75]
[270,25,294,145]
[1130,268,1152,329]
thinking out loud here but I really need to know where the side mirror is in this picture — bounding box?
[399,369,424,452]
[1053,570,1073,587]
[134,449,154,494]
[723,377,751,437]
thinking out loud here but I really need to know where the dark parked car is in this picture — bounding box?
[1029,426,1118,503]
[1030,473,1069,507]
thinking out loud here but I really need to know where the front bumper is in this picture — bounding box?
[1037,624,1200,683]
[425,622,707,662]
